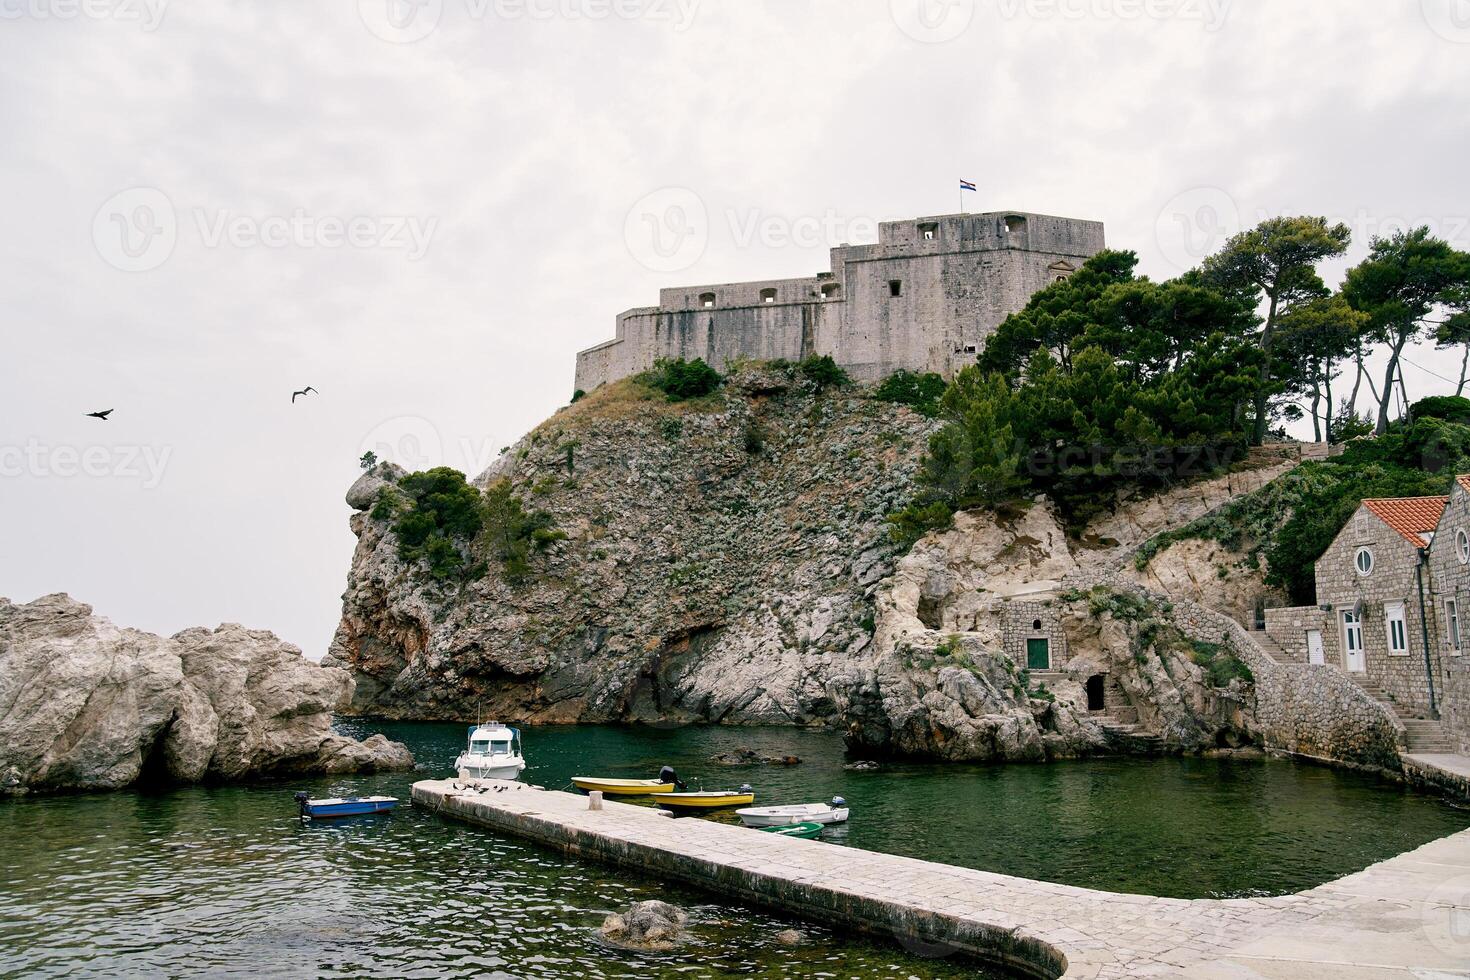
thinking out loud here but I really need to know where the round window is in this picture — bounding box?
[1458,529,1469,564]
[1355,548,1374,576]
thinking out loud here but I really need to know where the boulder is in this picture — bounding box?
[599,900,688,950]
[345,462,406,511]
[0,594,414,795]
[709,747,801,766]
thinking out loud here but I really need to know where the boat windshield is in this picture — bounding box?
[469,738,514,755]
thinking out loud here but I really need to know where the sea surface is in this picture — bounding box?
[3,721,1468,979]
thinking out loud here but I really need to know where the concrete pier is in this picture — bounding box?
[413,779,1470,978]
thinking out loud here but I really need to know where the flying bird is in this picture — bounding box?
[85,409,113,421]
[291,386,318,403]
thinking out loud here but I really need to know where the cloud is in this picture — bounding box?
[1,0,1466,649]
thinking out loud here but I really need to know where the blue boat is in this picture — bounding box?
[294,792,398,820]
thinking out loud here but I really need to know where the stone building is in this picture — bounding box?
[575,210,1106,391]
[1426,475,1470,751]
[1266,496,1447,716]
[1002,599,1069,672]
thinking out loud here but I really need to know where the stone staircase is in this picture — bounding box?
[1400,718,1457,755]
[1241,625,1306,664]
[1350,680,1458,753]
[1028,669,1161,752]
[1096,718,1166,755]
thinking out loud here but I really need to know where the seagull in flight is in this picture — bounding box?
[85,409,113,421]
[291,386,318,404]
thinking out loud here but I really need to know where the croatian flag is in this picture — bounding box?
[959,179,977,192]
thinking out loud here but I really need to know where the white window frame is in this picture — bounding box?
[1458,529,1469,564]
[1384,601,1408,655]
[1355,547,1374,576]
[1448,598,1463,653]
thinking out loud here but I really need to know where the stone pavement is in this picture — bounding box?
[413,779,1470,979]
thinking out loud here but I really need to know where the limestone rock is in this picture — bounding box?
[599,900,688,950]
[329,367,938,724]
[0,594,413,795]
[326,366,1298,762]
[345,461,406,511]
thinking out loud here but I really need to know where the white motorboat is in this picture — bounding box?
[735,796,849,828]
[454,723,527,780]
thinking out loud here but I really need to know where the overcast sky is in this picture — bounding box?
[2,0,1468,654]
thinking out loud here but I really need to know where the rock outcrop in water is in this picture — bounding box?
[325,364,1300,761]
[841,495,1267,761]
[0,594,413,795]
[599,900,688,950]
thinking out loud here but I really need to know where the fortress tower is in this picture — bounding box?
[574,210,1105,392]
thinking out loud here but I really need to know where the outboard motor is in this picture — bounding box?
[830,796,846,808]
[738,783,754,795]
[658,766,687,790]
[293,791,309,818]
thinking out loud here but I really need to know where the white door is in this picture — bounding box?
[1306,630,1325,666]
[1342,612,1365,672]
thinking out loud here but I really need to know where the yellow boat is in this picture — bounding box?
[571,777,674,795]
[650,790,756,810]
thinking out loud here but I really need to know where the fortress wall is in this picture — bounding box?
[576,300,841,390]
[574,211,1107,390]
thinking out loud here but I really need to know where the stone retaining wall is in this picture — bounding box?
[1171,594,1405,770]
[1066,575,1406,772]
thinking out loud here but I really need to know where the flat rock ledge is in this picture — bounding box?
[0,594,413,795]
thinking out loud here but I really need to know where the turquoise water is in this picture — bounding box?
[3,722,1468,979]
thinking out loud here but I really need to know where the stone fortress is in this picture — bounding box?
[575,210,1106,391]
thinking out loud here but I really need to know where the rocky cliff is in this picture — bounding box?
[0,594,413,795]
[328,366,936,725]
[327,365,1301,762]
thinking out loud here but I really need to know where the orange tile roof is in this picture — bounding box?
[1362,496,1449,548]
[1456,474,1470,494]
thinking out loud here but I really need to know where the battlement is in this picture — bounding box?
[575,210,1104,392]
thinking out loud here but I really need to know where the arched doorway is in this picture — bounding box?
[1086,675,1106,712]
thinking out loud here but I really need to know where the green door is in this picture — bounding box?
[1026,638,1050,670]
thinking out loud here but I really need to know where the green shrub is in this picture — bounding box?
[637,357,723,402]
[743,421,766,455]
[1411,395,1470,424]
[886,499,956,549]
[359,450,378,470]
[798,355,850,392]
[873,370,947,417]
[571,389,587,403]
[1189,641,1254,687]
[482,479,562,586]
[384,468,564,585]
[391,467,487,581]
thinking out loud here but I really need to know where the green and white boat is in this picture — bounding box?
[757,821,823,840]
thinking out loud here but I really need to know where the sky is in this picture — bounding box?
[2,0,1468,655]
